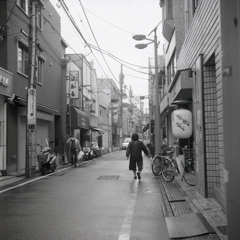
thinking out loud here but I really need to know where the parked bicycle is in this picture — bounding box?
[149,142,195,186]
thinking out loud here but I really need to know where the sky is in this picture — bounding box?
[50,0,163,108]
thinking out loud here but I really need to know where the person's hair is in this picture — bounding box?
[131,133,139,141]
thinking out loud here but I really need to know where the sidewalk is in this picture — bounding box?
[159,174,227,240]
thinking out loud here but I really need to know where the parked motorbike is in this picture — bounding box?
[37,140,57,175]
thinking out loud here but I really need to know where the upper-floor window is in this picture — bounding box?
[37,57,44,84]
[37,5,43,30]
[167,50,176,84]
[17,0,29,15]
[18,43,29,76]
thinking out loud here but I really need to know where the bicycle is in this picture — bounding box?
[147,143,162,176]
[151,146,177,180]
[149,143,195,186]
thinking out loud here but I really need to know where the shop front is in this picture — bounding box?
[67,106,90,145]
[0,67,13,175]
[3,95,59,174]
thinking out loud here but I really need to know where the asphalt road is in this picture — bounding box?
[0,151,170,240]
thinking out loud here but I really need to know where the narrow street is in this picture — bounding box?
[0,151,170,240]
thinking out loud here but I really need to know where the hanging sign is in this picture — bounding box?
[171,109,192,138]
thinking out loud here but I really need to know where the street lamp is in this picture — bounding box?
[133,23,162,155]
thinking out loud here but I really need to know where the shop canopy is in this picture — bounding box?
[90,126,105,134]
[68,107,89,129]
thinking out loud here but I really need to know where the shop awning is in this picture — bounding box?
[69,107,89,129]
[90,126,105,134]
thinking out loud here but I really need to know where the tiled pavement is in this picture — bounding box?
[158,175,227,240]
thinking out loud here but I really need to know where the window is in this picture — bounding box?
[18,44,29,76]
[37,5,43,30]
[167,51,176,84]
[17,0,29,15]
[37,57,44,84]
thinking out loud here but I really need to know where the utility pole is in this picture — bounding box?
[119,64,124,148]
[26,0,38,178]
[153,28,161,155]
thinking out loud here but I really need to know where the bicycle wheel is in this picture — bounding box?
[183,159,195,186]
[152,156,162,176]
[161,158,175,182]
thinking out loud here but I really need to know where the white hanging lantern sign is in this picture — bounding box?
[171,109,192,138]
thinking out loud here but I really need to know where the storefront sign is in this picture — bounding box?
[0,67,13,96]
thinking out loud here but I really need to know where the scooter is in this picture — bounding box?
[37,140,57,175]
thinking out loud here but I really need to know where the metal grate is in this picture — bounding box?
[162,181,186,202]
[98,175,119,180]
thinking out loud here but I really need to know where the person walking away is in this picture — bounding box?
[126,133,149,180]
[66,136,81,167]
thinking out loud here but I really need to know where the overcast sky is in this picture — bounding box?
[50,0,163,104]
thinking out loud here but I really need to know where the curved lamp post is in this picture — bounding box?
[133,25,162,154]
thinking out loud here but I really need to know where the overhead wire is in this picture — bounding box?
[60,1,120,86]
[78,0,120,84]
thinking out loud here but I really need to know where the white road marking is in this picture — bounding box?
[0,161,89,194]
[118,180,139,240]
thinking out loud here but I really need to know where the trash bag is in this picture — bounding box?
[78,151,85,160]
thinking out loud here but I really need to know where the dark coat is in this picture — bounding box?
[126,140,149,171]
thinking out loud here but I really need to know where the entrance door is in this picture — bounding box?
[193,55,206,197]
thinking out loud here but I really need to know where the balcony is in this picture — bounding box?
[168,69,193,103]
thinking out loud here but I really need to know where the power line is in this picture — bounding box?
[59,0,122,96]
[83,6,134,35]
[78,0,119,84]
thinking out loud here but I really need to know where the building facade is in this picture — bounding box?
[65,54,104,151]
[98,78,120,149]
[160,0,225,211]
[0,0,67,174]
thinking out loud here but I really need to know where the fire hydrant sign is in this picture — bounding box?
[27,88,36,128]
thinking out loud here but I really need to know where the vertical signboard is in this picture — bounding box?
[112,102,119,123]
[67,71,79,99]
